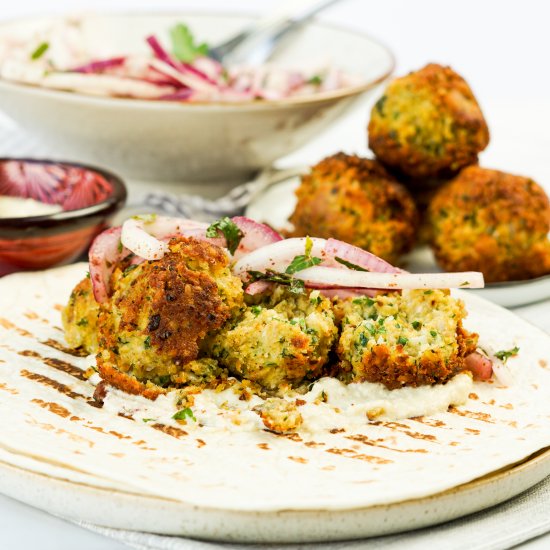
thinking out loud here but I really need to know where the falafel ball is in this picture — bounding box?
[207,288,338,391]
[62,276,100,353]
[337,290,478,390]
[96,237,244,398]
[428,166,550,282]
[368,63,489,181]
[288,153,418,264]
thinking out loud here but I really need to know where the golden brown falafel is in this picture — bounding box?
[428,166,550,282]
[337,290,478,389]
[62,276,99,353]
[96,237,243,396]
[288,153,418,264]
[368,63,489,181]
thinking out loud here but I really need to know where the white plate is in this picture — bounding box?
[245,175,550,308]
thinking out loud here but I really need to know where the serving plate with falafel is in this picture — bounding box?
[247,63,550,308]
[0,205,550,542]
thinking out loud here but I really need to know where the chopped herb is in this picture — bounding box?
[173,407,197,422]
[206,217,243,255]
[117,336,129,345]
[142,418,156,423]
[374,95,387,115]
[460,281,470,287]
[430,330,438,338]
[424,290,433,295]
[85,271,90,279]
[250,305,262,316]
[358,332,368,347]
[117,240,123,253]
[319,390,328,402]
[334,256,369,271]
[353,296,375,306]
[123,264,138,276]
[158,375,171,387]
[494,346,519,363]
[248,269,305,294]
[397,336,408,346]
[132,213,157,224]
[307,74,323,85]
[170,23,209,63]
[76,318,88,327]
[412,321,422,330]
[310,294,322,306]
[144,336,151,349]
[286,236,322,274]
[30,42,49,60]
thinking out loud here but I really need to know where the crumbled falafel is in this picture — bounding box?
[428,166,550,282]
[337,289,478,389]
[256,397,303,433]
[208,288,338,391]
[368,63,489,181]
[62,276,99,353]
[288,153,418,264]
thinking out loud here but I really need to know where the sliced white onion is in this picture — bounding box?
[233,237,328,277]
[293,266,485,290]
[232,216,283,259]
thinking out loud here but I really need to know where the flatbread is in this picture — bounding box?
[0,263,549,512]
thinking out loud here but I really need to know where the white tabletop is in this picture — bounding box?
[1,1,549,548]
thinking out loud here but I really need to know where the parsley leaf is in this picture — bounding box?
[334,256,369,271]
[494,346,519,363]
[30,42,49,60]
[206,217,243,255]
[307,75,323,85]
[286,236,322,274]
[170,23,209,63]
[248,270,305,294]
[397,336,408,346]
[173,407,197,422]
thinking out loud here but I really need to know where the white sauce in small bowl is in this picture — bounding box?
[0,196,63,218]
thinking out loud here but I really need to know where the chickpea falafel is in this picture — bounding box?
[337,290,478,390]
[96,237,243,397]
[368,63,489,181]
[428,166,550,282]
[288,153,418,264]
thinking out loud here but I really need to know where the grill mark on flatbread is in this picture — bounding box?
[270,432,303,442]
[24,311,50,325]
[305,441,325,448]
[288,456,308,464]
[118,412,134,421]
[410,416,447,428]
[465,428,480,435]
[448,406,495,423]
[346,434,429,454]
[372,421,438,442]
[152,423,188,438]
[18,349,87,381]
[326,447,393,464]
[0,317,32,337]
[0,382,18,394]
[539,359,548,369]
[26,416,95,448]
[41,339,89,358]
[257,443,270,450]
[20,369,87,400]
[54,304,64,312]
[31,398,72,418]
[196,439,206,448]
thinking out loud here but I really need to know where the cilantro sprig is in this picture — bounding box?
[206,217,244,255]
[494,346,519,363]
[30,42,49,61]
[334,256,369,271]
[248,270,305,294]
[170,23,209,63]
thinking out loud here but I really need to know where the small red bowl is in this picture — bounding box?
[0,158,126,275]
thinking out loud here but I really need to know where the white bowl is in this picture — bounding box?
[0,13,394,183]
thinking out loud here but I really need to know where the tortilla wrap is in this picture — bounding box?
[0,264,549,528]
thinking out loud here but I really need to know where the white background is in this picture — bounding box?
[0,1,549,549]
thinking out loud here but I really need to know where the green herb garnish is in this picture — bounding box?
[494,346,519,363]
[170,23,209,63]
[142,418,156,423]
[412,321,422,330]
[248,270,305,295]
[424,290,433,295]
[397,336,408,346]
[30,42,49,60]
[307,75,323,85]
[430,330,438,338]
[206,217,243,255]
[132,213,157,224]
[85,271,90,279]
[144,336,151,349]
[334,257,369,271]
[173,407,197,422]
[117,240,123,253]
[286,237,322,274]
[250,305,262,316]
[76,318,88,327]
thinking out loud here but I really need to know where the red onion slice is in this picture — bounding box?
[464,352,493,381]
[244,280,275,295]
[324,238,404,273]
[231,216,283,259]
[89,226,129,303]
[70,56,126,74]
[293,266,485,290]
